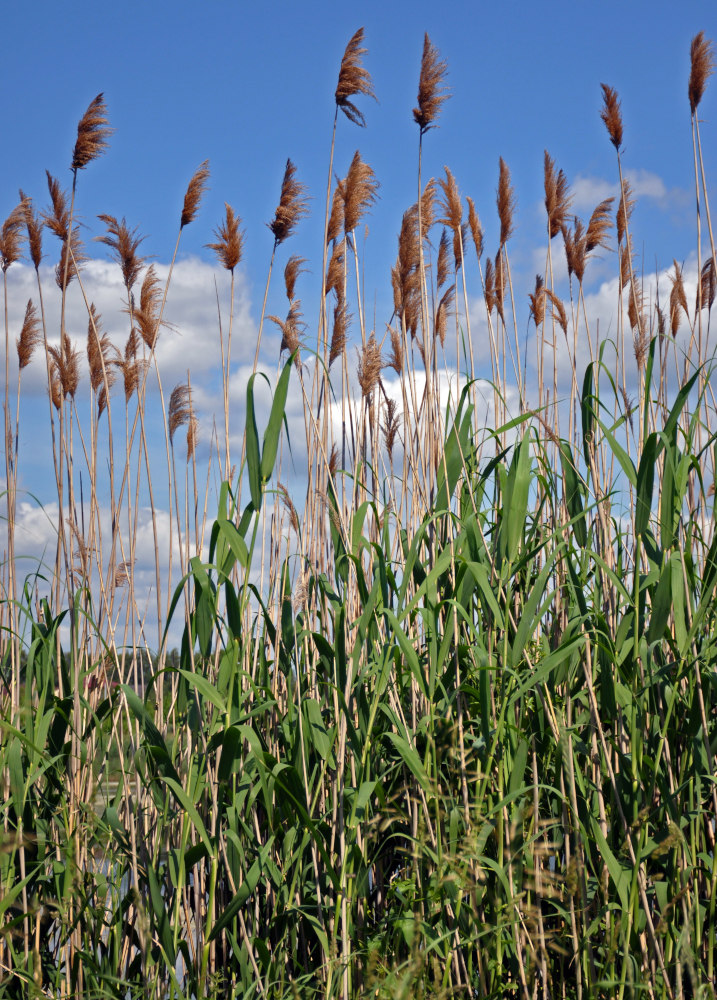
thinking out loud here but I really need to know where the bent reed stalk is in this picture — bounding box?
[1,28,717,1000]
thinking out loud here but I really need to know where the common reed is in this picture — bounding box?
[1,27,717,1000]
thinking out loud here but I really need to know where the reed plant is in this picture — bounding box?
[1,27,716,1000]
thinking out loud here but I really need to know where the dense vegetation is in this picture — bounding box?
[1,27,716,1000]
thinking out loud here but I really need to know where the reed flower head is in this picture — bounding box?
[72,94,113,170]
[699,257,716,312]
[544,152,572,239]
[19,192,43,269]
[269,159,309,246]
[335,27,376,126]
[689,32,714,114]
[466,196,483,261]
[181,161,210,228]
[206,203,244,272]
[528,275,545,328]
[358,332,382,399]
[497,158,515,246]
[413,34,449,133]
[329,296,350,368]
[16,300,41,370]
[97,215,147,292]
[342,151,379,235]
[600,84,623,150]
[0,203,25,272]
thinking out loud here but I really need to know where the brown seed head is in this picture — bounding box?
[343,150,379,235]
[133,265,164,350]
[494,248,506,322]
[206,202,243,272]
[55,226,86,289]
[72,94,113,171]
[616,178,634,246]
[48,334,81,400]
[669,260,689,335]
[87,303,116,397]
[181,160,210,228]
[269,159,309,246]
[436,228,451,288]
[528,275,545,328]
[466,196,483,261]
[585,197,614,254]
[699,257,716,312]
[689,32,715,114]
[335,27,376,126]
[327,185,345,245]
[386,326,403,375]
[284,254,307,302]
[434,283,455,347]
[277,482,300,535]
[600,84,623,151]
[544,288,568,336]
[269,300,304,368]
[0,203,25,272]
[325,238,346,299]
[381,397,402,462]
[358,332,382,399]
[619,238,634,291]
[19,192,43,269]
[168,382,192,444]
[497,158,516,246]
[544,152,572,239]
[43,172,69,240]
[420,178,436,239]
[329,296,350,368]
[437,166,462,235]
[484,256,496,314]
[17,300,41,369]
[413,33,450,133]
[97,214,146,292]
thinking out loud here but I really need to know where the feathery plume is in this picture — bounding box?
[544,288,568,336]
[44,172,70,239]
[278,483,300,535]
[55,226,86,288]
[97,215,146,292]
[381,398,401,461]
[386,326,403,374]
[585,197,614,253]
[466,196,483,261]
[114,329,147,402]
[16,300,41,369]
[325,238,346,299]
[133,265,164,350]
[420,178,437,239]
[544,152,572,238]
[206,203,243,272]
[413,33,449,133]
[358,332,382,398]
[689,32,715,114]
[335,27,376,126]
[0,203,25,272]
[87,304,116,395]
[437,166,462,235]
[48,334,81,399]
[19,192,42,269]
[342,150,379,235]
[328,444,340,478]
[600,84,623,151]
[169,382,192,444]
[494,248,506,322]
[497,158,516,245]
[181,160,210,228]
[616,178,634,246]
[484,256,496,314]
[528,275,545,328]
[436,228,451,288]
[329,296,350,368]
[562,217,585,281]
[72,94,112,170]
[327,185,345,245]
[284,254,307,302]
[269,159,309,246]
[435,284,455,347]
[669,260,689,335]
[269,300,304,368]
[699,257,716,312]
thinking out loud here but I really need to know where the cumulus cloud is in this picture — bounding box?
[571,168,682,212]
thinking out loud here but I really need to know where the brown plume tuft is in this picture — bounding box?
[544,152,572,239]
[72,94,113,170]
[133,265,164,350]
[381,397,401,461]
[43,172,70,239]
[544,288,568,336]
[585,197,614,254]
[48,334,81,400]
[494,249,506,322]
[528,275,545,328]
[386,326,403,374]
[114,329,147,402]
[97,215,146,292]
[269,300,304,368]
[269,159,309,246]
[616,178,634,246]
[17,300,41,369]
[0,203,25,272]
[181,160,210,228]
[484,256,496,315]
[329,296,350,368]
[436,228,451,288]
[206,203,243,272]
[343,150,379,234]
[278,483,300,535]
[358,332,382,398]
[600,84,623,151]
[327,185,345,245]
[20,192,43,269]
[55,226,86,289]
[497,158,515,246]
[434,284,455,347]
[689,32,715,114]
[420,178,437,239]
[437,166,462,235]
[699,257,716,312]
[87,303,116,396]
[284,254,307,302]
[325,238,346,299]
[669,260,689,335]
[168,382,192,445]
[466,196,483,261]
[335,27,376,126]
[413,34,449,133]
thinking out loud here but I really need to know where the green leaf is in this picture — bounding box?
[246,373,262,510]
[261,357,292,483]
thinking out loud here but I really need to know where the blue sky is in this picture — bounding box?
[1,0,714,646]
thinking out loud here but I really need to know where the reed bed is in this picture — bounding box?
[1,27,716,1000]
